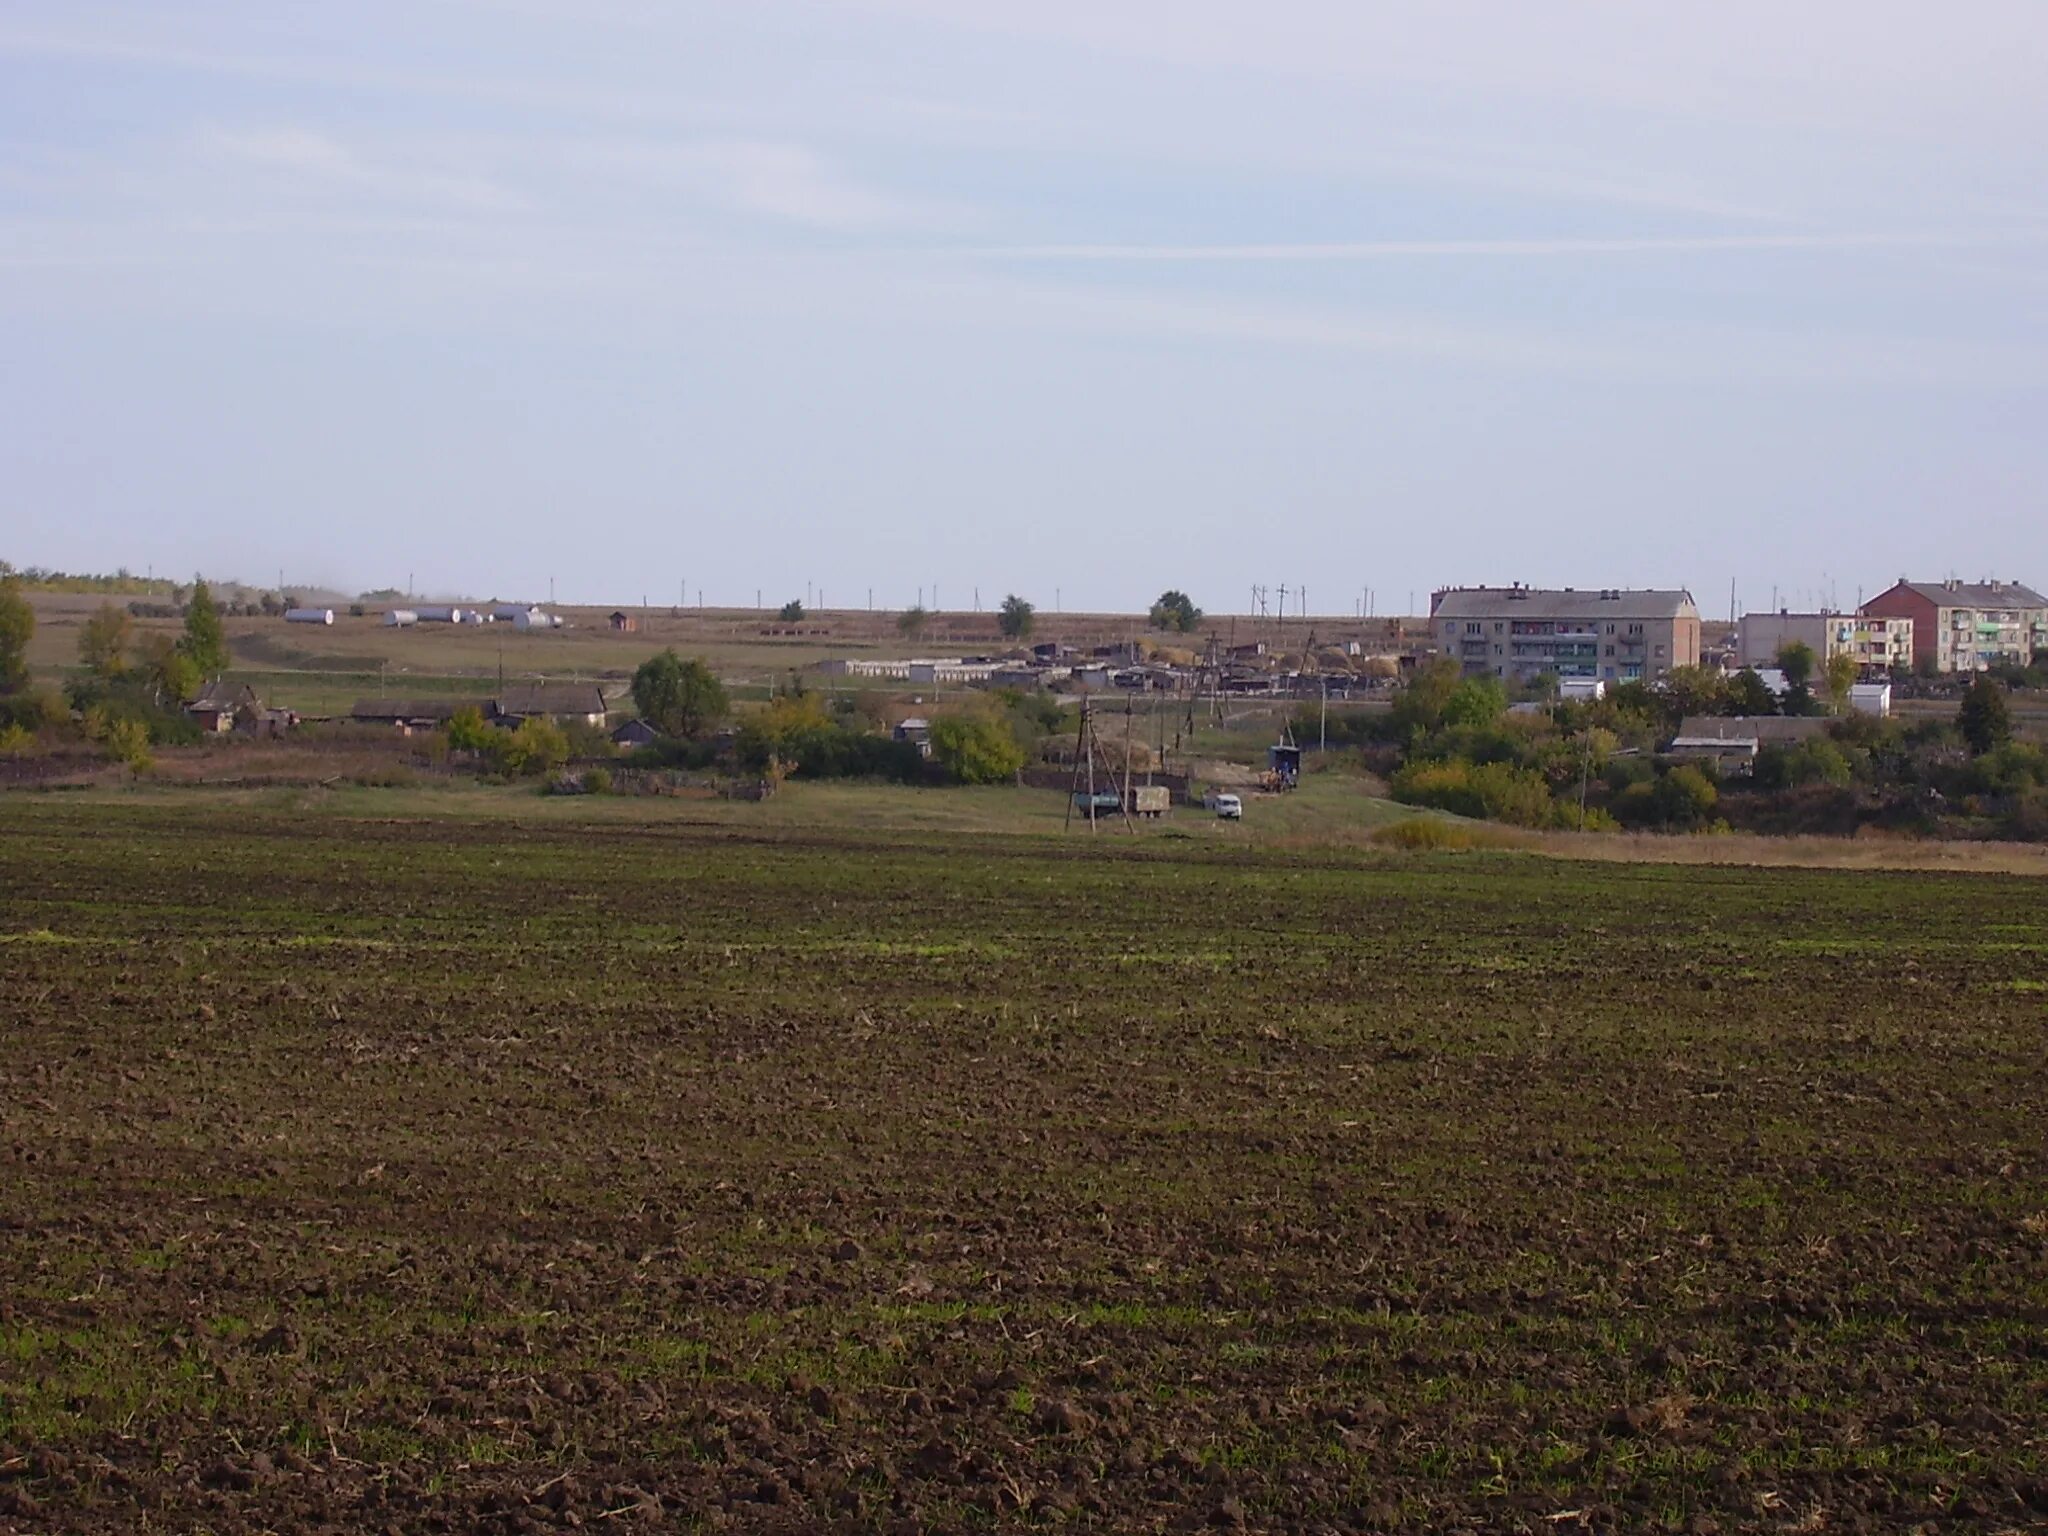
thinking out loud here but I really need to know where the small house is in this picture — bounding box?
[608,611,639,633]
[187,681,263,734]
[893,717,933,758]
[611,718,660,748]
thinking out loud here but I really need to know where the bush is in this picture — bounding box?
[929,714,1026,785]
[1612,764,1719,830]
[103,716,153,771]
[497,717,570,777]
[1372,818,1482,851]
[1391,757,1557,828]
[583,766,612,794]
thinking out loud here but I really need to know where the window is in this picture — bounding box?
[1603,644,1614,657]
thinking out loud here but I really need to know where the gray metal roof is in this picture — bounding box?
[1432,586,1698,620]
[1882,579,2048,609]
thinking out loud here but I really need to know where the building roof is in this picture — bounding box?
[497,684,608,718]
[351,699,468,722]
[1876,579,2048,609]
[1432,586,1699,620]
[189,680,261,713]
[1675,715,1831,744]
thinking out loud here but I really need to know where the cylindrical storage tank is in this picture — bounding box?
[285,608,336,625]
[416,605,458,623]
[385,609,419,627]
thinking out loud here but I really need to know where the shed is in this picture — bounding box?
[351,698,470,734]
[608,611,639,633]
[611,718,660,748]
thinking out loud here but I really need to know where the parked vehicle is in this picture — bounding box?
[1130,785,1170,819]
[1212,792,1243,820]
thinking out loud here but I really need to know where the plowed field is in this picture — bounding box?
[2,798,2045,1533]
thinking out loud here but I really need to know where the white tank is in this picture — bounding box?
[385,609,419,627]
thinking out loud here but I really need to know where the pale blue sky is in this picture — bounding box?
[4,2,2046,613]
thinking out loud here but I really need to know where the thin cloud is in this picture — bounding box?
[202,127,526,212]
[952,232,2048,262]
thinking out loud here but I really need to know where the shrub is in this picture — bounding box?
[582,766,613,795]
[0,723,33,756]
[1391,757,1557,828]
[929,714,1026,785]
[497,717,570,777]
[1372,818,1480,851]
[104,716,153,771]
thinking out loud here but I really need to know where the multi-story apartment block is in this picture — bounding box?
[1860,579,2048,673]
[1431,586,1701,684]
[1737,611,1915,672]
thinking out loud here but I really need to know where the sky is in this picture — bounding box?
[4,1,2046,615]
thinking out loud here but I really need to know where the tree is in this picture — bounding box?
[1822,651,1859,715]
[1958,674,2013,755]
[445,705,497,753]
[777,599,805,623]
[1440,675,1507,728]
[1727,668,1778,717]
[1148,590,1202,633]
[1390,659,1464,734]
[998,594,1036,641]
[1775,640,1816,690]
[179,579,229,675]
[928,713,1026,785]
[897,605,930,641]
[498,717,569,777]
[0,572,32,692]
[1659,664,1730,720]
[631,650,728,740]
[79,603,132,678]
[137,633,201,704]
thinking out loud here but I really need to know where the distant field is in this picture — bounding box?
[1,796,2044,1532]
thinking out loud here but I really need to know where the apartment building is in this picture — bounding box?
[1431,586,1701,684]
[1737,610,1915,672]
[1860,579,2048,673]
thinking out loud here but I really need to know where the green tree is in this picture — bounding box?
[777,599,805,623]
[1822,650,1859,714]
[179,579,229,675]
[445,705,497,753]
[1390,658,1463,734]
[998,594,1036,641]
[1958,674,2013,755]
[1148,590,1202,633]
[1775,640,1816,691]
[1659,664,1730,720]
[1440,675,1507,728]
[1727,668,1778,717]
[498,717,569,777]
[137,633,201,704]
[79,602,133,678]
[897,605,930,641]
[929,713,1026,784]
[631,650,728,740]
[0,572,33,692]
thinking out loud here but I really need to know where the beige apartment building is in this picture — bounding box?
[1737,611,1915,672]
[1431,586,1701,684]
[1861,579,2048,672]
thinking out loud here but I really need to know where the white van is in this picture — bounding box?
[1213,793,1243,820]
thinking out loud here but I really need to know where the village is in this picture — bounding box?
[3,567,2044,841]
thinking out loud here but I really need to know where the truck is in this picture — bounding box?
[1129,785,1170,819]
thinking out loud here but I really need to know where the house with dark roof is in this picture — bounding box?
[186,681,263,734]
[1860,579,2048,673]
[495,684,609,727]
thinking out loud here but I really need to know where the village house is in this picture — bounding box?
[186,681,264,734]
[495,683,609,728]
